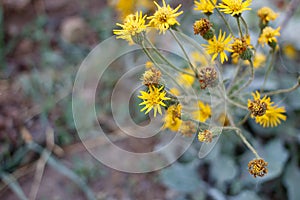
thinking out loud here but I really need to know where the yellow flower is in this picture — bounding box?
[231,37,248,55]
[203,30,233,63]
[258,26,281,47]
[191,51,210,66]
[248,91,286,127]
[283,44,297,60]
[244,52,266,68]
[145,61,154,68]
[147,0,183,34]
[194,0,216,15]
[110,0,136,20]
[138,85,170,117]
[113,11,148,44]
[163,104,182,131]
[192,100,211,122]
[177,68,195,87]
[257,7,278,24]
[110,0,154,20]
[218,0,252,16]
[169,87,180,96]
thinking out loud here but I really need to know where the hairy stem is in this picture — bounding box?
[231,59,254,97]
[144,36,195,76]
[236,17,243,38]
[169,29,198,77]
[262,78,300,96]
[262,50,276,92]
[208,0,234,35]
[227,114,260,158]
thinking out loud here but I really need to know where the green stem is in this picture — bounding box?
[237,112,250,126]
[262,78,300,96]
[231,59,254,97]
[261,50,276,92]
[227,114,260,158]
[236,17,243,38]
[227,62,242,93]
[218,85,248,110]
[240,16,249,36]
[208,0,234,35]
[169,29,198,77]
[141,41,187,93]
[144,36,195,76]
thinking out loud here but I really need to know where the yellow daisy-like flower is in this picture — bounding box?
[113,11,148,44]
[244,52,266,68]
[218,0,252,16]
[283,44,297,60]
[163,104,182,131]
[138,85,170,117]
[203,30,233,63]
[194,0,216,15]
[147,0,183,34]
[177,68,195,87]
[109,0,136,20]
[248,91,286,127]
[257,7,278,25]
[258,26,281,47]
[191,51,210,66]
[192,100,211,122]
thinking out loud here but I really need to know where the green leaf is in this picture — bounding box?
[231,190,261,200]
[283,162,300,200]
[160,162,201,192]
[210,155,238,187]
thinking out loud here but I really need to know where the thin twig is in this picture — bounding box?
[29,127,54,200]
[169,29,198,77]
[262,79,300,96]
[208,0,234,35]
[231,59,254,97]
[227,114,260,158]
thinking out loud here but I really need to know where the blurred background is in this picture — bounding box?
[1,0,300,199]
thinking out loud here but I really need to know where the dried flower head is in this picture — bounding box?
[198,130,213,143]
[193,18,214,40]
[142,67,162,86]
[248,158,268,178]
[198,66,218,89]
[231,38,247,55]
[147,0,183,34]
[180,121,197,137]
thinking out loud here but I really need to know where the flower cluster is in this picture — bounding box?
[112,0,299,179]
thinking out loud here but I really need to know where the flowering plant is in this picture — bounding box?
[113,0,299,178]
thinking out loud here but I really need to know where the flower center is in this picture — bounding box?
[214,41,225,53]
[229,0,242,12]
[248,100,267,116]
